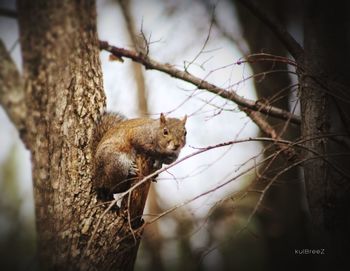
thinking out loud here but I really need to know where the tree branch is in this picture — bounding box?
[244,109,297,160]
[0,39,26,139]
[235,0,304,61]
[99,40,301,125]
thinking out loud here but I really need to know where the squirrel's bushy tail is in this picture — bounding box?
[91,112,125,153]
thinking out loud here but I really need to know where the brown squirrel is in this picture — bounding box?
[92,112,187,199]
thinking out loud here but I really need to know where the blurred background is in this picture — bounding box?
[0,0,306,270]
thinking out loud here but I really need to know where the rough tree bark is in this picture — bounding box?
[302,0,350,267]
[13,0,152,270]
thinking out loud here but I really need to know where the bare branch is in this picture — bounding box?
[89,133,350,250]
[237,53,299,68]
[235,0,304,60]
[99,40,301,125]
[244,109,297,160]
[202,0,248,55]
[0,39,27,140]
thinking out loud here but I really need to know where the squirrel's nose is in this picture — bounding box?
[168,142,180,151]
[173,143,181,150]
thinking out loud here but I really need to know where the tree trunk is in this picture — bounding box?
[16,0,150,270]
[302,0,350,268]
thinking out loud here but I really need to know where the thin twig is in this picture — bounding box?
[202,0,248,55]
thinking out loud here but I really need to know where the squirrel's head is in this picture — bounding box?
[157,113,187,163]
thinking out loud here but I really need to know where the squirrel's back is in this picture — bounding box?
[92,112,125,153]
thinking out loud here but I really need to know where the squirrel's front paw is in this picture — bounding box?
[153,159,162,170]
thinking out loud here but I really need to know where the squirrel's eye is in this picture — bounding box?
[184,130,187,136]
[163,128,169,135]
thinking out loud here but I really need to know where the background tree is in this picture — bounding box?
[232,0,308,269]
[233,0,350,268]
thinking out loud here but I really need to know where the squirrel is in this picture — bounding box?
[92,112,187,200]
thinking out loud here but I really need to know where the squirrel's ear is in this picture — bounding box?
[160,113,167,126]
[182,115,187,125]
